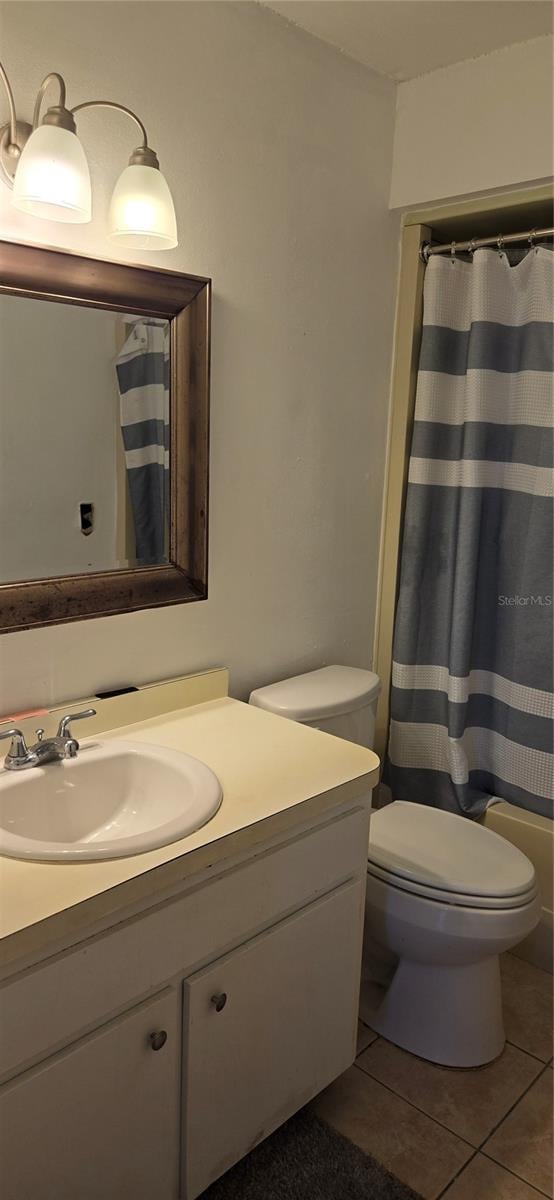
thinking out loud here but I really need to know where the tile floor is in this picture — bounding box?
[313,953,553,1200]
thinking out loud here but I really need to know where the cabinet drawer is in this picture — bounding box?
[0,802,369,1080]
[182,878,365,1199]
[0,988,180,1200]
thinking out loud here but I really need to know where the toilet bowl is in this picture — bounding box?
[249,667,540,1067]
[363,801,539,1066]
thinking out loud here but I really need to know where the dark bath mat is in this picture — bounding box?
[202,1106,423,1199]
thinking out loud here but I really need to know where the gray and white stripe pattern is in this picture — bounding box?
[116,319,170,565]
[385,247,554,819]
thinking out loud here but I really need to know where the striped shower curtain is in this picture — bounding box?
[116,319,170,565]
[385,246,553,820]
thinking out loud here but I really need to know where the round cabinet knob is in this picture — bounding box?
[211,992,227,1013]
[149,1030,168,1051]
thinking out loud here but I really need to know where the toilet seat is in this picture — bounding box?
[367,801,537,910]
[366,860,537,909]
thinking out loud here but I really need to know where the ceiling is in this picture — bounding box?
[261,1,553,81]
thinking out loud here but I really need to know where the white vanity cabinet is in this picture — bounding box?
[0,798,370,1199]
[0,988,180,1200]
[183,880,362,1198]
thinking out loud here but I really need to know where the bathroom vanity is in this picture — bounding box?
[0,671,379,1199]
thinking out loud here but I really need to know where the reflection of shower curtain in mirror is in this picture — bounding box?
[116,320,169,565]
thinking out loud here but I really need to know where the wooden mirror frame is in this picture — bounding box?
[0,240,210,633]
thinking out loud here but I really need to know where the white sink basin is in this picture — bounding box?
[0,740,223,863]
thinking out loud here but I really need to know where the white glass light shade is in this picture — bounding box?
[108,164,178,249]
[12,124,91,223]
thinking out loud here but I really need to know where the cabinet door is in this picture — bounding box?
[183,879,364,1198]
[0,988,179,1200]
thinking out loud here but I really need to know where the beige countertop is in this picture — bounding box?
[0,694,379,969]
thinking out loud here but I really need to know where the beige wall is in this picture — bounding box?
[390,36,554,209]
[0,1,398,713]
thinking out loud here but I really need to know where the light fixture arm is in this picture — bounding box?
[32,72,67,130]
[70,100,158,167]
[0,63,71,183]
[0,57,32,184]
[0,59,17,148]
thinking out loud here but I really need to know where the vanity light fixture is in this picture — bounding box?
[0,62,178,248]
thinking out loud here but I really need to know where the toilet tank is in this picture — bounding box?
[249,665,381,750]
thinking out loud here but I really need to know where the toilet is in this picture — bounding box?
[249,666,540,1068]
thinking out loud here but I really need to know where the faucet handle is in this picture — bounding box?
[56,709,97,739]
[0,727,31,765]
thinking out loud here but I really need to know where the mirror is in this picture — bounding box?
[1,295,171,581]
[0,240,210,632]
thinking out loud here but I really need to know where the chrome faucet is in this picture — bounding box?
[0,709,96,771]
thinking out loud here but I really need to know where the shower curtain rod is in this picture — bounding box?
[420,225,554,262]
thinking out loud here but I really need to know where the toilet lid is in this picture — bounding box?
[368,802,536,901]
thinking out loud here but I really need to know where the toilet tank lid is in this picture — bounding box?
[249,665,381,722]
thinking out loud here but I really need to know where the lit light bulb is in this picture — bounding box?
[109,163,177,250]
[12,124,91,223]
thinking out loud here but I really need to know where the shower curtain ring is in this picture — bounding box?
[528,229,536,250]
[468,238,476,259]
[497,233,505,255]
[450,241,456,263]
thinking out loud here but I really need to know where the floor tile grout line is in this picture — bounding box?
[352,1060,475,1149]
[435,1148,480,1199]
[436,1146,553,1200]
[351,1040,552,1199]
[316,1103,471,1200]
[349,1061,475,1199]
[479,1059,551,1152]
[480,1148,553,1199]
[354,1049,545,1152]
[505,1036,554,1066]
[438,1065,551,1200]
[478,1060,553,1200]
[504,952,553,982]
[355,1034,380,1059]
[426,1061,552,1200]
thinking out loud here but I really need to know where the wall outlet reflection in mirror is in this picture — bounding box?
[79,502,94,536]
